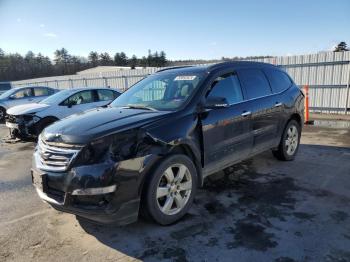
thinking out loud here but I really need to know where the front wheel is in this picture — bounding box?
[142,154,197,225]
[273,119,301,161]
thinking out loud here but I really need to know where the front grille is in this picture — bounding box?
[38,138,83,172]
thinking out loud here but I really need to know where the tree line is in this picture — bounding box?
[0,48,168,81]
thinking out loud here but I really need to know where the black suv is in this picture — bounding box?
[32,62,304,225]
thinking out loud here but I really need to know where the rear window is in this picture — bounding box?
[264,69,292,93]
[237,69,272,99]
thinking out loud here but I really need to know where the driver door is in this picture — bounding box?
[200,72,253,176]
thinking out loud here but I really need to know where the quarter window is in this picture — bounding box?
[264,69,292,93]
[237,69,272,99]
[207,74,243,104]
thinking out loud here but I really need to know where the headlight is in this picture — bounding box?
[74,130,139,165]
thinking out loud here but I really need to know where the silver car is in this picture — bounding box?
[0,86,57,122]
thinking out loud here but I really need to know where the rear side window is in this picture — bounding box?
[264,69,292,93]
[237,69,272,99]
[34,87,50,96]
[97,89,116,101]
[207,74,243,104]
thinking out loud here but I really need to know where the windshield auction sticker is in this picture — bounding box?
[174,76,197,81]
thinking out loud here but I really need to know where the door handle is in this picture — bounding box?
[274,102,282,107]
[241,111,252,117]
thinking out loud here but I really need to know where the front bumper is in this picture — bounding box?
[32,150,159,225]
[6,114,39,139]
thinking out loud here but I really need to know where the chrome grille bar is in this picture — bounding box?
[37,137,82,172]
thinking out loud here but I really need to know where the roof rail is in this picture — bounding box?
[156,65,195,73]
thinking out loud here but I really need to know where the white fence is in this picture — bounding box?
[12,51,350,114]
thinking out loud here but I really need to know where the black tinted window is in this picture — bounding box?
[207,74,243,104]
[238,69,272,99]
[264,69,292,93]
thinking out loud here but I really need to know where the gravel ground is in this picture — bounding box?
[0,124,350,262]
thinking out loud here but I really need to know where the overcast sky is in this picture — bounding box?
[0,0,349,60]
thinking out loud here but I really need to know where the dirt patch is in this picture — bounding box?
[226,219,277,251]
[163,247,187,262]
[330,210,349,223]
[292,212,316,221]
[170,223,208,240]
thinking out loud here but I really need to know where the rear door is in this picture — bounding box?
[33,87,53,103]
[237,68,280,154]
[201,71,253,175]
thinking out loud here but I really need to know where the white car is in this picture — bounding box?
[6,87,120,139]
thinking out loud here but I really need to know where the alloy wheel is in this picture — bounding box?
[285,125,299,155]
[156,163,192,216]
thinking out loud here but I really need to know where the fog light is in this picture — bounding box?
[71,185,116,196]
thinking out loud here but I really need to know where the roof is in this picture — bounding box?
[57,87,120,93]
[156,61,278,74]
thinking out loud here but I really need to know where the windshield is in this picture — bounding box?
[0,89,15,99]
[40,89,73,105]
[111,72,205,111]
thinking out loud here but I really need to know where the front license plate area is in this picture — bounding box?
[32,170,47,192]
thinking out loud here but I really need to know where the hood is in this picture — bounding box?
[43,107,172,144]
[7,103,50,115]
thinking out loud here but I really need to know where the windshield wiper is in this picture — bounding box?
[122,105,157,111]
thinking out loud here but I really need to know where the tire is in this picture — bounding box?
[35,117,57,136]
[273,119,301,161]
[141,154,197,225]
[0,107,6,123]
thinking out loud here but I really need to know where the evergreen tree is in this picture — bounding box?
[88,51,99,67]
[334,42,349,52]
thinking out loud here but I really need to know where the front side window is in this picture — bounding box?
[264,69,292,93]
[62,90,94,106]
[207,73,243,104]
[111,71,205,111]
[13,88,33,98]
[237,69,272,99]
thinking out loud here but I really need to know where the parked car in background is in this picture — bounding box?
[0,82,12,95]
[0,86,57,122]
[32,62,304,225]
[6,87,121,139]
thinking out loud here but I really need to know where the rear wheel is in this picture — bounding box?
[273,119,301,161]
[0,107,6,123]
[142,154,197,225]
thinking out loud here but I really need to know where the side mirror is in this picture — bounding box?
[204,96,230,109]
[9,94,16,100]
